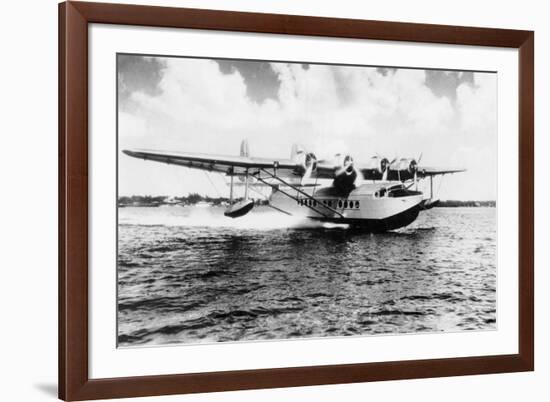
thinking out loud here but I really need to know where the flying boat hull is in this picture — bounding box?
[270,183,424,232]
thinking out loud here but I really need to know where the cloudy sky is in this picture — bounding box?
[118,54,497,200]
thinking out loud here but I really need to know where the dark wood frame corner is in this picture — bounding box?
[59,1,534,400]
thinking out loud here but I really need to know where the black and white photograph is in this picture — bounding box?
[117,54,497,347]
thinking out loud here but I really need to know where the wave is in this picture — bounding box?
[119,206,349,231]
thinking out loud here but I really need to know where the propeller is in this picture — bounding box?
[333,154,361,191]
[412,152,422,190]
[382,157,396,181]
[301,165,313,185]
[301,152,317,185]
[334,155,354,176]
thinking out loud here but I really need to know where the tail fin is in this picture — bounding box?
[240,139,250,157]
[290,143,305,162]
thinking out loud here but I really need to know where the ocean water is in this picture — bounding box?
[117,206,496,347]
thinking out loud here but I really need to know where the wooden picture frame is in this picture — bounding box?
[59,1,534,400]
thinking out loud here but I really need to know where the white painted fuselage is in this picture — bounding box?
[269,182,424,230]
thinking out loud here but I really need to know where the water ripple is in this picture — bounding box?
[117,206,497,346]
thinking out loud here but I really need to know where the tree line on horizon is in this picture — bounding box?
[118,194,495,208]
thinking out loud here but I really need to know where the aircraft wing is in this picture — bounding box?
[123,148,300,177]
[124,148,464,181]
[358,165,465,181]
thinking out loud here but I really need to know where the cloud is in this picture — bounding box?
[216,60,281,103]
[425,70,474,101]
[118,55,166,109]
[118,56,497,200]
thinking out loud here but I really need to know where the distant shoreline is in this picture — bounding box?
[118,195,496,208]
[435,200,495,208]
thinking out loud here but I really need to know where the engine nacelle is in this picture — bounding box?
[388,158,418,181]
[365,156,390,179]
[294,151,318,177]
[396,158,417,174]
[333,154,359,191]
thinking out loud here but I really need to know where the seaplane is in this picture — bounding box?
[123,140,465,232]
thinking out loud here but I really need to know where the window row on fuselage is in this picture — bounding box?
[297,198,361,209]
